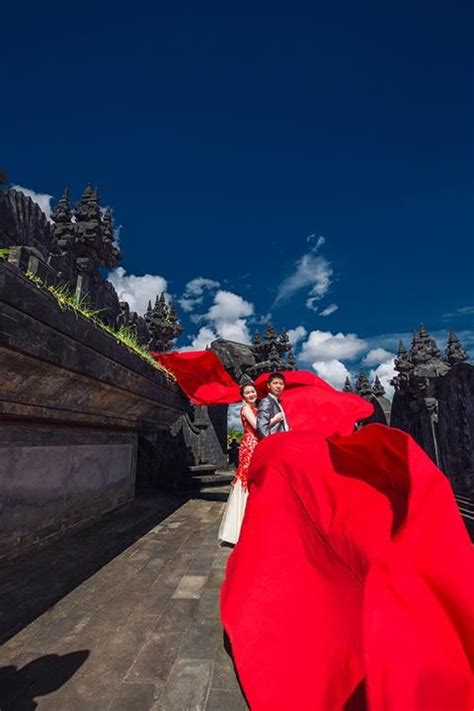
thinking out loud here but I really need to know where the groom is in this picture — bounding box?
[257,372,290,438]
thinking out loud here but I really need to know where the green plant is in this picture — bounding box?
[101,324,160,368]
[0,247,10,260]
[24,272,174,379]
[227,428,243,445]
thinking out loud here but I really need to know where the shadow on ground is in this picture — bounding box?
[0,651,89,710]
[0,493,187,645]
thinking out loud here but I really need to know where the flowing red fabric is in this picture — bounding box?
[221,410,474,709]
[152,350,241,404]
[152,350,363,418]
[153,349,473,708]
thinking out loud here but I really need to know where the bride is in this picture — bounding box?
[218,381,283,545]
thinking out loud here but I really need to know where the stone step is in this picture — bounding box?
[455,496,474,540]
[180,479,233,494]
[187,464,218,476]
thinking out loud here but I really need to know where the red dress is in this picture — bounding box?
[233,405,259,490]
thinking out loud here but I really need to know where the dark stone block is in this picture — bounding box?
[160,658,213,710]
[206,688,248,710]
[109,682,157,710]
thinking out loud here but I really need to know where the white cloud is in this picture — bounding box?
[251,312,273,326]
[206,290,254,344]
[183,289,255,349]
[288,326,307,347]
[107,267,168,315]
[320,303,338,317]
[208,290,253,323]
[442,305,474,319]
[113,224,122,246]
[311,359,351,390]
[300,330,368,363]
[363,348,394,367]
[369,358,396,400]
[179,277,220,313]
[12,185,53,220]
[216,318,251,344]
[275,236,333,309]
[180,326,218,351]
[307,234,326,248]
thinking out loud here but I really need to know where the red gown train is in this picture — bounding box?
[154,350,474,710]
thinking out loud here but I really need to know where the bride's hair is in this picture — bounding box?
[240,382,256,398]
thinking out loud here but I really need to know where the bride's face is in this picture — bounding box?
[242,385,257,404]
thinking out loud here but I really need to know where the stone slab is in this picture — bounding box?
[0,490,246,710]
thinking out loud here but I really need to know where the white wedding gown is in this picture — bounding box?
[218,479,249,545]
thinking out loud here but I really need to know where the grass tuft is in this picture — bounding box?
[25,272,174,379]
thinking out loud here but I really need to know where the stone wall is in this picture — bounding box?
[0,426,137,560]
[390,326,473,498]
[0,261,220,559]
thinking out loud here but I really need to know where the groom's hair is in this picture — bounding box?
[268,372,286,384]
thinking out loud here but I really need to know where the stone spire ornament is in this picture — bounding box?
[286,344,297,370]
[391,340,414,392]
[342,376,353,393]
[51,187,75,253]
[145,293,183,352]
[247,323,295,377]
[269,344,280,368]
[102,206,121,266]
[445,330,468,367]
[410,324,440,365]
[372,375,385,397]
[263,322,278,352]
[252,330,262,348]
[355,371,373,400]
[74,185,101,225]
[278,329,291,356]
[51,187,72,224]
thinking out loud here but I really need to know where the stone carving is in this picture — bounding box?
[2,174,472,505]
[211,339,256,383]
[247,322,296,378]
[355,371,391,426]
[445,330,468,367]
[0,183,182,349]
[355,371,373,400]
[117,301,149,345]
[145,294,183,352]
[391,325,473,496]
[211,324,296,384]
[72,186,120,269]
[0,188,54,258]
[372,375,385,397]
[343,376,353,393]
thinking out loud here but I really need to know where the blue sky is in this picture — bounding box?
[3,1,473,393]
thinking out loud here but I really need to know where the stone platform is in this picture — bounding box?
[0,483,247,710]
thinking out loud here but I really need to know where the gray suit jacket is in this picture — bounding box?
[257,395,287,438]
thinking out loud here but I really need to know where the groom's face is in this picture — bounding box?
[268,378,285,397]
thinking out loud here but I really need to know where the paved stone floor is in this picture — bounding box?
[0,485,248,710]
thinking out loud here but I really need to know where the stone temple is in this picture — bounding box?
[1,177,473,559]
[0,174,472,708]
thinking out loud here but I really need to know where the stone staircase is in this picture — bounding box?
[455,494,474,540]
[181,465,234,495]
